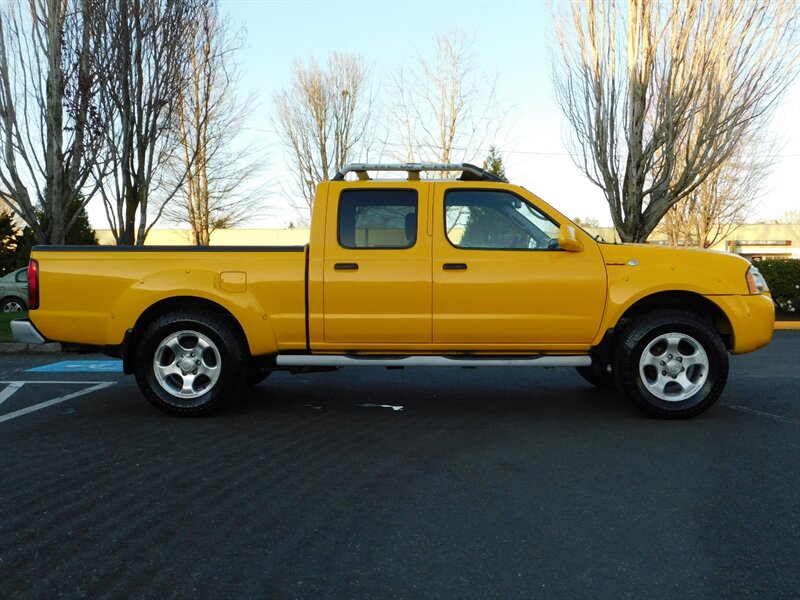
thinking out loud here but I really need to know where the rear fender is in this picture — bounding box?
[108,268,279,356]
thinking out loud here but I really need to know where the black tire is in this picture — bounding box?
[576,363,615,389]
[134,309,249,416]
[612,309,728,419]
[1,296,27,313]
[246,363,273,388]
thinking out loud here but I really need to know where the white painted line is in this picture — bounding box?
[0,382,116,424]
[0,382,25,405]
[357,403,404,412]
[724,404,800,425]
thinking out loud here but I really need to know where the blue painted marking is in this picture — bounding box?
[27,360,123,373]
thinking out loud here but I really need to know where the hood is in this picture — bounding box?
[597,242,752,296]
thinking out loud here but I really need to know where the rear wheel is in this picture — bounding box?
[134,310,248,416]
[612,310,728,419]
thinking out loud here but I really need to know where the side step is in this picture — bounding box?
[276,355,591,368]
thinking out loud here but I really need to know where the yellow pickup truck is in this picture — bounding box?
[12,163,774,418]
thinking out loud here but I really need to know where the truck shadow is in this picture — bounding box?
[230,367,636,422]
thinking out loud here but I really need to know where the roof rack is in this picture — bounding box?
[332,163,507,183]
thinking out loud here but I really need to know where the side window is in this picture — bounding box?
[445,190,560,250]
[338,189,418,249]
[16,270,27,283]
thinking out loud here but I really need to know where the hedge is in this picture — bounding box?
[755,258,800,314]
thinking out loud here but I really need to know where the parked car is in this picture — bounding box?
[0,267,28,312]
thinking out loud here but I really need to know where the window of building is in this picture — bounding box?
[445,190,559,250]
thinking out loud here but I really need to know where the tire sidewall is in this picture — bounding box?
[135,312,246,416]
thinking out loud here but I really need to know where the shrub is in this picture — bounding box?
[755,258,800,314]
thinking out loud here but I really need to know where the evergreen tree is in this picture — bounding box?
[0,209,20,275]
[482,145,507,180]
[461,146,519,248]
[13,203,98,268]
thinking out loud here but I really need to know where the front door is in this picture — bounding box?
[323,184,432,345]
[432,184,606,347]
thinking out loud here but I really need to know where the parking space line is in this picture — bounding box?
[724,404,800,425]
[0,382,25,405]
[0,382,116,424]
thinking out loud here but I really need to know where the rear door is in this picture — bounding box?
[323,183,432,344]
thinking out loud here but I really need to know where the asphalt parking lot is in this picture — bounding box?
[1,332,799,599]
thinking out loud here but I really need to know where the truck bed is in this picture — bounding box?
[30,245,308,355]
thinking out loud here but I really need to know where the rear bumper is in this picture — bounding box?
[709,294,774,354]
[11,319,47,345]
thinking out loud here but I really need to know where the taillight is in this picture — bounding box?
[27,259,39,310]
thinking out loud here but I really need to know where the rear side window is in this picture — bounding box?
[338,189,418,249]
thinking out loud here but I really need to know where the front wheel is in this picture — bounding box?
[246,362,273,388]
[134,310,249,416]
[612,310,728,419]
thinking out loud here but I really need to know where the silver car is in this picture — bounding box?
[0,267,28,312]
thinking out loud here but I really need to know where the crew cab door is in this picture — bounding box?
[432,184,606,347]
[322,184,432,344]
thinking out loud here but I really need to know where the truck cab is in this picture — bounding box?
[307,170,607,352]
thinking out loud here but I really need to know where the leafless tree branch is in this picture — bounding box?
[551,0,800,242]
[0,0,108,244]
[161,3,266,245]
[273,53,373,219]
[91,0,203,245]
[390,31,501,167]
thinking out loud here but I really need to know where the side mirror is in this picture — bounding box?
[558,223,584,252]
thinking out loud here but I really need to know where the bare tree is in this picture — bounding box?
[778,210,800,224]
[274,53,372,218]
[92,0,202,245]
[391,31,499,165]
[552,0,799,242]
[574,216,600,229]
[163,3,264,245]
[0,0,106,244]
[658,136,771,248]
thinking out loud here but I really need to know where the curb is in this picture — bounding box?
[0,342,62,354]
[775,321,800,330]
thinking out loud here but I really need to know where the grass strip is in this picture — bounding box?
[0,312,27,342]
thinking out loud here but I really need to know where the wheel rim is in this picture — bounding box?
[638,332,709,402]
[153,330,221,403]
[3,300,23,312]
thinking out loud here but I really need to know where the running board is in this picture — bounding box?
[275,355,591,368]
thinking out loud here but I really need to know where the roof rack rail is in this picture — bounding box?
[332,163,507,183]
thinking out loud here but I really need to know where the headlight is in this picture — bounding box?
[745,265,769,294]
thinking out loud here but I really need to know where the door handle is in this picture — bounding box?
[443,263,467,270]
[334,262,359,270]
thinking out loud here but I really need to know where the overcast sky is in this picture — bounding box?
[158,0,800,229]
